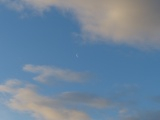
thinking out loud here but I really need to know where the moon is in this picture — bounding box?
[76,53,79,58]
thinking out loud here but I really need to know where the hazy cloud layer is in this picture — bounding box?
[23,64,90,83]
[1,0,160,47]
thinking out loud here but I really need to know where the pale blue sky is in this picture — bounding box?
[0,1,160,120]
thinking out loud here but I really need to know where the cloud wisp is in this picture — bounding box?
[23,64,90,83]
[0,80,91,120]
[58,92,112,109]
[1,0,160,47]
[123,111,160,120]
[0,79,115,120]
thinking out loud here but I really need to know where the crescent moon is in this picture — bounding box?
[76,54,79,58]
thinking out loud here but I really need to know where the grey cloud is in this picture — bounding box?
[152,96,160,103]
[58,92,112,109]
[123,111,160,120]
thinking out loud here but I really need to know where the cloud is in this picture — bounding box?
[1,79,158,120]
[123,111,160,120]
[58,92,112,109]
[0,80,91,120]
[1,0,160,47]
[0,78,141,120]
[0,79,22,93]
[152,96,160,103]
[23,64,90,83]
[0,66,158,120]
[0,80,132,120]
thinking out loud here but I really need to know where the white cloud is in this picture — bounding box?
[1,0,160,47]
[23,64,90,83]
[0,80,91,120]
[0,79,22,93]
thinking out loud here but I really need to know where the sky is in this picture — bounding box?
[0,0,160,120]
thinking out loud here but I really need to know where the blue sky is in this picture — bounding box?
[0,0,160,120]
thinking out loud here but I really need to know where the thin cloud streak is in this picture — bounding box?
[58,92,112,109]
[123,111,160,120]
[23,64,90,83]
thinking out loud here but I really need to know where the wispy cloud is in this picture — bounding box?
[0,80,91,120]
[0,80,141,120]
[0,79,158,120]
[0,79,129,120]
[58,92,112,109]
[23,64,90,83]
[1,0,160,47]
[0,79,22,93]
[123,111,160,120]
